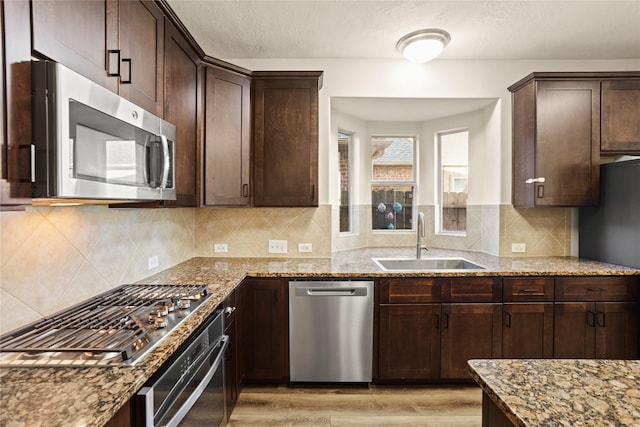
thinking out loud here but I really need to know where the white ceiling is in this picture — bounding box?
[167,0,640,61]
[167,0,640,121]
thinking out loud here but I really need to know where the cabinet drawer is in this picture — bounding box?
[379,278,446,303]
[503,277,554,302]
[447,277,502,303]
[555,276,638,301]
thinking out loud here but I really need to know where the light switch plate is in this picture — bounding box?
[148,255,159,270]
[511,243,526,253]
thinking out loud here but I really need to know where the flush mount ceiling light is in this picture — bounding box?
[396,29,451,63]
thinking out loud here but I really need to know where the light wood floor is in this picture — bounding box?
[228,385,483,426]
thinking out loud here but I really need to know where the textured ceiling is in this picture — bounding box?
[167,0,640,61]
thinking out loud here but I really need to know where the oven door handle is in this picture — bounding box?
[162,335,228,427]
[162,335,229,427]
[138,335,229,427]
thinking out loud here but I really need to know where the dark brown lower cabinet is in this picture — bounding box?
[223,288,239,419]
[440,303,502,380]
[241,278,289,383]
[377,303,502,382]
[378,304,441,380]
[482,393,515,427]
[554,301,638,359]
[103,400,132,427]
[502,303,554,358]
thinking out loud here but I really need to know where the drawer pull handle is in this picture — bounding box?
[519,289,540,294]
[586,288,607,293]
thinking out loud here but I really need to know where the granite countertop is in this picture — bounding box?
[468,359,640,426]
[1,248,638,427]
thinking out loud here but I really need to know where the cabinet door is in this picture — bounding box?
[117,0,164,116]
[594,302,638,359]
[253,73,321,207]
[235,281,246,389]
[164,20,199,207]
[502,303,554,358]
[204,67,251,206]
[242,279,288,383]
[378,304,441,380]
[535,80,600,206]
[223,289,238,417]
[1,0,32,208]
[601,79,640,153]
[440,304,502,379]
[31,0,118,92]
[553,302,595,358]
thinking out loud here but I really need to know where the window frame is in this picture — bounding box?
[436,128,469,236]
[338,130,354,234]
[370,135,417,232]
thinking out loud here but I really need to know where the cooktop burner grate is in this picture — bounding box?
[0,284,210,365]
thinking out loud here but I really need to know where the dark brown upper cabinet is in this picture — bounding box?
[252,71,323,207]
[510,72,640,208]
[113,0,164,116]
[1,0,33,209]
[163,19,200,207]
[601,79,640,153]
[31,0,118,93]
[31,0,164,116]
[204,66,251,206]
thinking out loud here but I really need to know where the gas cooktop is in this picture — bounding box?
[0,284,212,367]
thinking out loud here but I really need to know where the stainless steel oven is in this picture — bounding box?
[136,309,228,427]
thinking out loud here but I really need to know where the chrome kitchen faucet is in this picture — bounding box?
[416,211,429,259]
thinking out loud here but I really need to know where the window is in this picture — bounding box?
[338,131,352,233]
[371,136,415,230]
[437,130,468,234]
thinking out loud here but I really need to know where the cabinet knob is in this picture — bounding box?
[525,177,546,184]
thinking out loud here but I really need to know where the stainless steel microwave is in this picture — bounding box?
[31,61,176,203]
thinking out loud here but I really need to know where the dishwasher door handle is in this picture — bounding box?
[296,287,368,297]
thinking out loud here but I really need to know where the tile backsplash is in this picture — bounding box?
[1,202,571,334]
[193,205,332,258]
[0,206,194,334]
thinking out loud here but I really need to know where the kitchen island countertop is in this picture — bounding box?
[468,358,640,426]
[1,248,638,427]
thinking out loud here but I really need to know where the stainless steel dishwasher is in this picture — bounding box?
[289,280,374,382]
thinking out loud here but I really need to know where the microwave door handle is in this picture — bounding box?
[142,137,150,185]
[160,135,170,189]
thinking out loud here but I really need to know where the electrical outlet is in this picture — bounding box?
[147,255,159,270]
[511,243,526,253]
[298,243,313,253]
[214,243,228,253]
[268,240,288,254]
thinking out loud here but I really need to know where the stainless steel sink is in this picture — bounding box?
[372,257,486,271]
